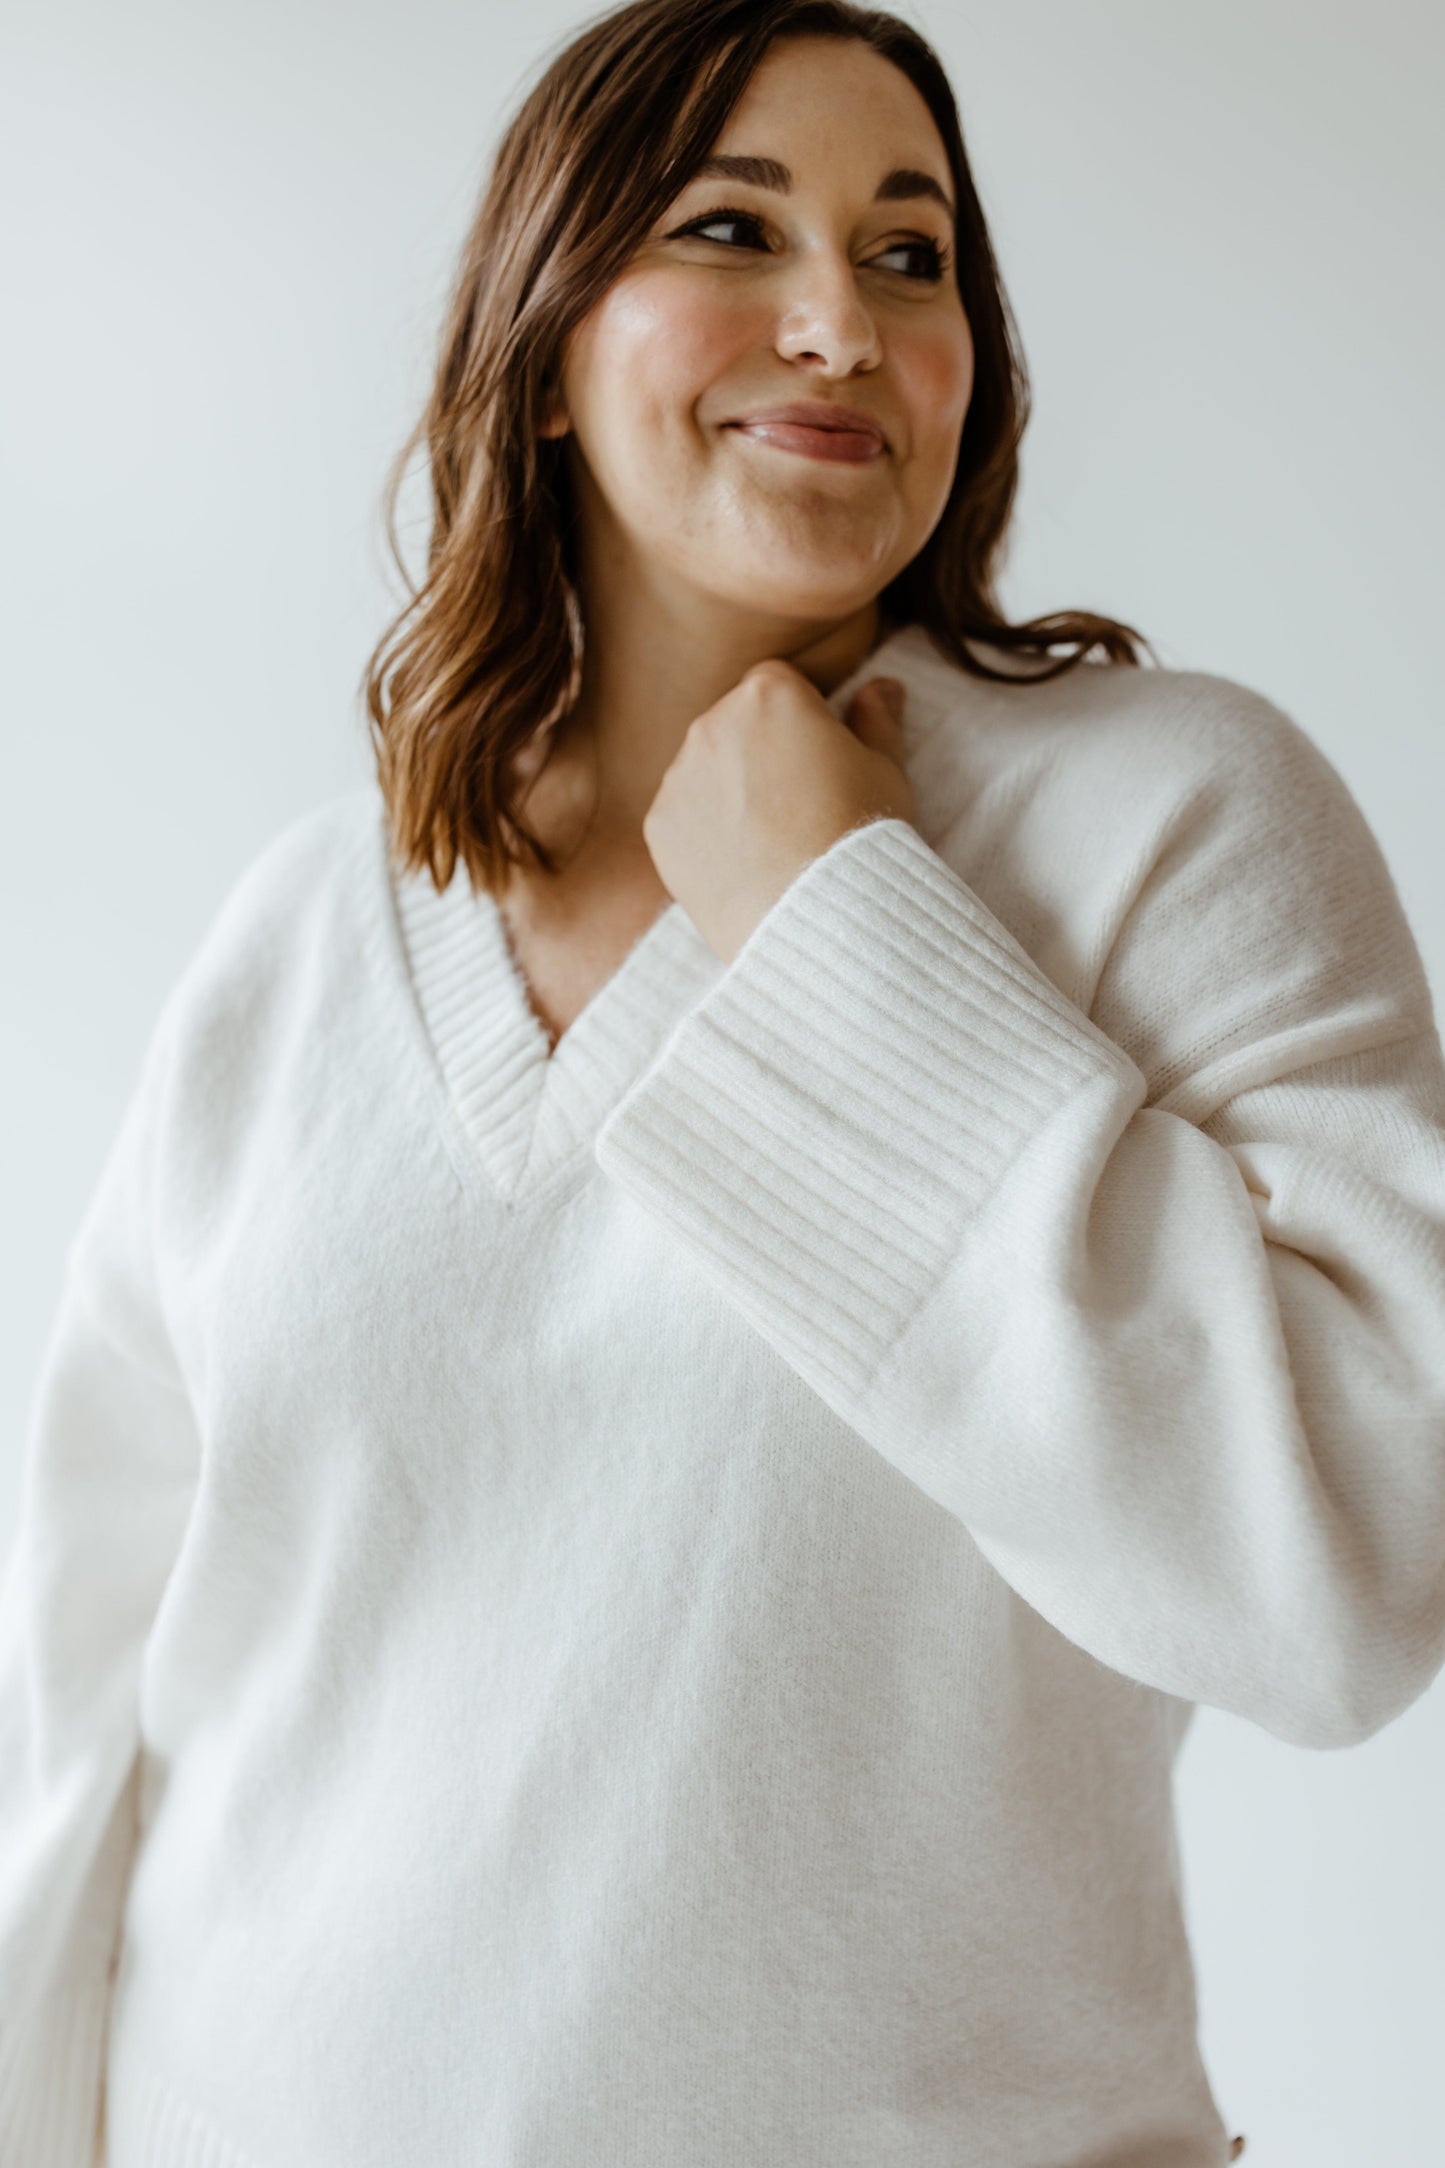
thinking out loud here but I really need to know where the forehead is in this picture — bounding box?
[717,35,937,134]
[693,38,952,210]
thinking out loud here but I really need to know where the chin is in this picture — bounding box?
[705,543,889,609]
[699,581,867,624]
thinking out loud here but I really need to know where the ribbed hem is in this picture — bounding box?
[594,816,1143,1402]
[102,2048,264,2168]
[0,1965,111,2168]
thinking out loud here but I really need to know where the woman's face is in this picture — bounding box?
[542,35,974,624]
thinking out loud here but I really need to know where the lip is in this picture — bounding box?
[725,401,888,463]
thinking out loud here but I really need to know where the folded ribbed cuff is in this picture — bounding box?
[594,817,1142,1402]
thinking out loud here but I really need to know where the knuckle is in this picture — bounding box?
[746,657,792,691]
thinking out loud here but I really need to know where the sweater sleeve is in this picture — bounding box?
[594,693,1445,1751]
[0,1000,202,2167]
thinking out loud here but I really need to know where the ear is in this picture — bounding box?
[537,374,571,440]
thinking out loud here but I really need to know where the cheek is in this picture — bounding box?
[895,320,975,450]
[574,274,753,431]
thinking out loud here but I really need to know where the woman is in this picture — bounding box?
[2,2,1441,2162]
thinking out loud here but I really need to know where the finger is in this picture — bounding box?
[846,677,906,747]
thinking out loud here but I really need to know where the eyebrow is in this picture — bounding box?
[687,152,956,224]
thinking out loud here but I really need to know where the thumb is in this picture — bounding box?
[847,676,906,749]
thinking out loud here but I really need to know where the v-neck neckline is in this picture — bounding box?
[491,888,683,1065]
[390,860,723,1205]
[381,618,939,1208]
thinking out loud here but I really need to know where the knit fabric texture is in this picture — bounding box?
[3,620,1443,2167]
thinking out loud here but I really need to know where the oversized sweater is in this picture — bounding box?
[3,618,1445,2168]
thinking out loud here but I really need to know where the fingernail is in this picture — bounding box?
[876,678,905,721]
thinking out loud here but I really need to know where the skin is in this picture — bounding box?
[516,31,974,975]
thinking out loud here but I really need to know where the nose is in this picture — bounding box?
[772,247,884,375]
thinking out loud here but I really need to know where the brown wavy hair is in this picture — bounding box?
[362,0,1158,893]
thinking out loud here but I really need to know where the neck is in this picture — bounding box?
[513,559,899,882]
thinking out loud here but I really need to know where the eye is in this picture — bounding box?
[874,236,953,284]
[672,208,763,248]
[668,206,953,285]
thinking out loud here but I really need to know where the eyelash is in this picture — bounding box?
[670,205,953,284]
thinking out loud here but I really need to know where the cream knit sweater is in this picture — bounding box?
[3,620,1443,2168]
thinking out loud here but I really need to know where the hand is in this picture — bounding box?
[641,659,915,967]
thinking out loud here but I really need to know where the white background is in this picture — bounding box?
[2,3,1442,2159]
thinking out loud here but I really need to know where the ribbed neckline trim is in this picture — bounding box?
[384,619,952,1206]
[391,868,721,1204]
